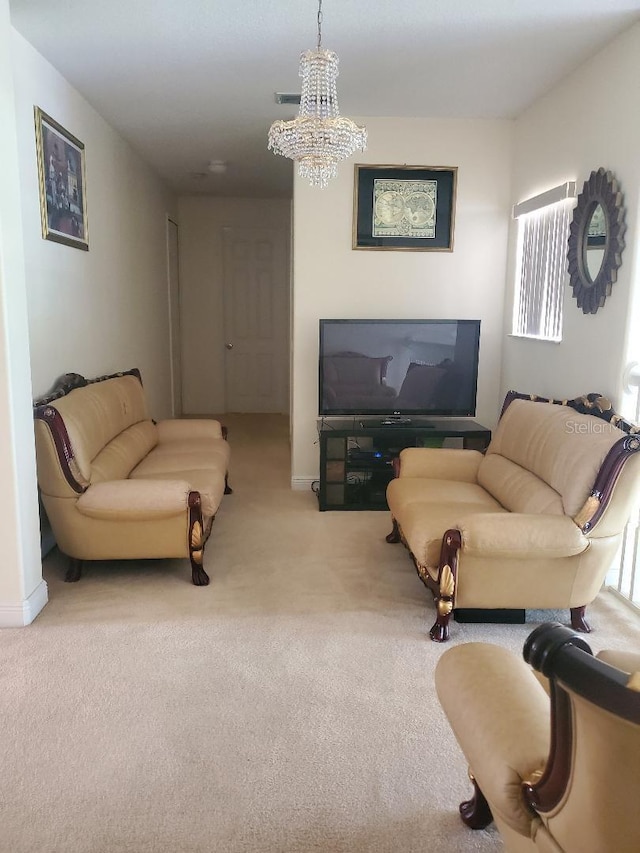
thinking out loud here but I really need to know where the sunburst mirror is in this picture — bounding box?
[567,168,626,314]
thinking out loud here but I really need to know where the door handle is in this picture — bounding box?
[225,342,234,350]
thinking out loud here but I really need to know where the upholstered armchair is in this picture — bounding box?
[386,392,640,640]
[435,622,640,853]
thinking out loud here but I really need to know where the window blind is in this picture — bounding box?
[513,195,574,342]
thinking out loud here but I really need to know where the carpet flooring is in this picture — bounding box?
[1,413,639,852]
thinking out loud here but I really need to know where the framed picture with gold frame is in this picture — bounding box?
[353,164,457,251]
[34,107,89,251]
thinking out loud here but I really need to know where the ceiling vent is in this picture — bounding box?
[274,93,301,105]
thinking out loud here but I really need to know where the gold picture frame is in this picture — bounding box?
[353,164,457,251]
[34,107,89,250]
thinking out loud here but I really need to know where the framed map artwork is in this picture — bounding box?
[34,107,89,250]
[353,165,457,251]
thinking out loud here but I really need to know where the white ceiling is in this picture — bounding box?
[9,1,640,199]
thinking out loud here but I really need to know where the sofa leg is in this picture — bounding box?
[428,531,461,642]
[190,559,210,586]
[570,605,591,633]
[430,611,451,643]
[385,518,401,543]
[65,558,83,582]
[188,491,210,586]
[460,775,493,830]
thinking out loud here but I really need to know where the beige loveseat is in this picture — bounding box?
[33,369,231,585]
[386,392,640,641]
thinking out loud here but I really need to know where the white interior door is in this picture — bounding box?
[223,227,289,413]
[167,217,182,416]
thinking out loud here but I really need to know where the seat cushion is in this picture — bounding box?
[130,439,230,517]
[387,477,503,517]
[130,468,226,518]
[387,478,506,568]
[136,439,231,472]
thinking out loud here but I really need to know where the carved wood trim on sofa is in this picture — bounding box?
[33,368,142,408]
[33,405,86,494]
[522,622,640,815]
[502,389,639,435]
[188,491,213,587]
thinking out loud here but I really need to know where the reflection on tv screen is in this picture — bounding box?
[319,319,480,418]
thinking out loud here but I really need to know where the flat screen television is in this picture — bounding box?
[319,319,480,420]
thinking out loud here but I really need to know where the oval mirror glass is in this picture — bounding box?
[584,202,606,283]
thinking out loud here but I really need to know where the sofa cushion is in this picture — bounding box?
[477,454,564,515]
[77,479,191,520]
[129,469,226,518]
[130,442,229,517]
[156,419,225,442]
[387,477,502,518]
[458,513,588,558]
[48,374,151,482]
[481,398,625,517]
[91,421,158,483]
[388,480,506,568]
[143,439,231,470]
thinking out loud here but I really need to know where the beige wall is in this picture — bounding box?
[0,27,178,623]
[504,22,640,414]
[0,0,43,622]
[291,117,513,484]
[177,196,292,414]
[12,31,177,420]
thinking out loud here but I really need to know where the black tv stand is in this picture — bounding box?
[318,418,491,511]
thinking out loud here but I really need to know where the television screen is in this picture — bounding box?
[319,319,480,419]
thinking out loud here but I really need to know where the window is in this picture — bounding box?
[512,182,576,342]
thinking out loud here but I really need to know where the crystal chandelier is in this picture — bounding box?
[268,0,367,188]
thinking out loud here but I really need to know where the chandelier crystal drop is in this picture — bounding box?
[268,2,367,188]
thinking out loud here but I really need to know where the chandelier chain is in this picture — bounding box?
[317,0,323,50]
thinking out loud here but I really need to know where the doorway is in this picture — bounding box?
[222,227,289,413]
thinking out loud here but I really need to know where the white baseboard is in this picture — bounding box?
[0,579,49,627]
[291,477,317,492]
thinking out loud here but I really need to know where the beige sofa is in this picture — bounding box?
[435,622,640,852]
[386,392,640,640]
[33,369,231,585]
